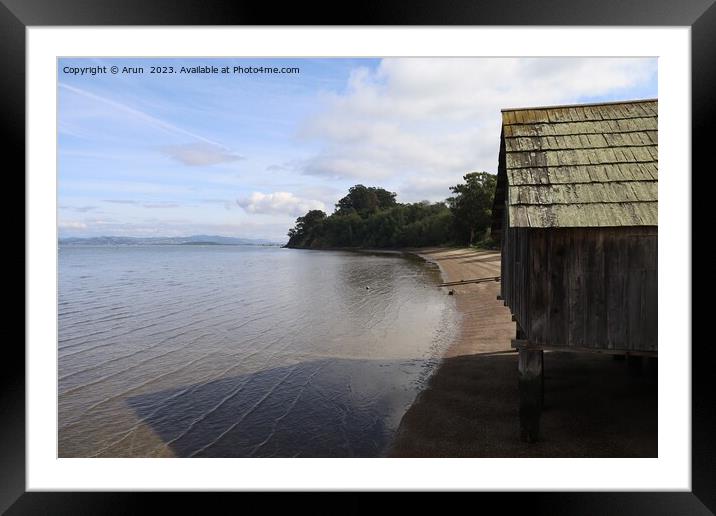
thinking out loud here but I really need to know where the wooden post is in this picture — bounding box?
[540,352,545,410]
[518,348,543,443]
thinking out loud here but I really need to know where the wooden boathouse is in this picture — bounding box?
[490,99,658,442]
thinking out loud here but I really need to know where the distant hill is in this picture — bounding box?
[59,235,282,246]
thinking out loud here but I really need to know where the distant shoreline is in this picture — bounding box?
[58,242,283,247]
[58,234,283,247]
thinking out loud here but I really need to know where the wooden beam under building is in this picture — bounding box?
[518,348,543,443]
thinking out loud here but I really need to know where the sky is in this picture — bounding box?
[58,57,657,242]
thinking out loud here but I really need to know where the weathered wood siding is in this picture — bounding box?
[502,226,657,352]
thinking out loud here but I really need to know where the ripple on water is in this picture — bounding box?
[58,246,459,457]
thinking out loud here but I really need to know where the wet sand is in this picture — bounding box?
[389,247,657,457]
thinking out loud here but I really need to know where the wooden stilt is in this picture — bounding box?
[540,352,545,410]
[518,348,543,443]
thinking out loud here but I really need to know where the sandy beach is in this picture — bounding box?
[389,247,657,457]
[414,247,514,357]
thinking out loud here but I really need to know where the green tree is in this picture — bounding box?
[285,185,458,249]
[447,172,497,246]
[335,185,397,217]
[286,209,327,247]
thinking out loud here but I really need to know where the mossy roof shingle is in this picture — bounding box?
[498,99,658,228]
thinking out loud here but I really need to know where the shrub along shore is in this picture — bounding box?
[284,173,497,250]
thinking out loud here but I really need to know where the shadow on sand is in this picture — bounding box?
[389,351,657,457]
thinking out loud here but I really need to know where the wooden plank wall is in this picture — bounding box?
[503,226,657,352]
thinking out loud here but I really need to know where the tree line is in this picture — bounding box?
[285,172,497,249]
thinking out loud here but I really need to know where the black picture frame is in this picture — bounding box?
[6,0,711,512]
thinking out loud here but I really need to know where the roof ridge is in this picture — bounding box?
[501,98,658,113]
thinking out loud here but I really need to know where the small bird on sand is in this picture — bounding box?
[448,289,455,295]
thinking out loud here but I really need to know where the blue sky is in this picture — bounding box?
[58,57,657,242]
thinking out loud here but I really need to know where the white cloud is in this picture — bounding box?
[59,205,98,213]
[237,192,326,217]
[103,199,182,209]
[59,221,88,230]
[104,199,139,204]
[299,58,657,201]
[161,142,243,166]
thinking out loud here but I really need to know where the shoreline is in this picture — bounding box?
[406,247,514,358]
[284,245,513,358]
[388,247,657,457]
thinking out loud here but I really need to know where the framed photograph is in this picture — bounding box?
[8,0,711,512]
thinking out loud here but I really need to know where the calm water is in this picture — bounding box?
[58,245,459,457]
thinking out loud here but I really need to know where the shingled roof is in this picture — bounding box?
[492,99,658,229]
